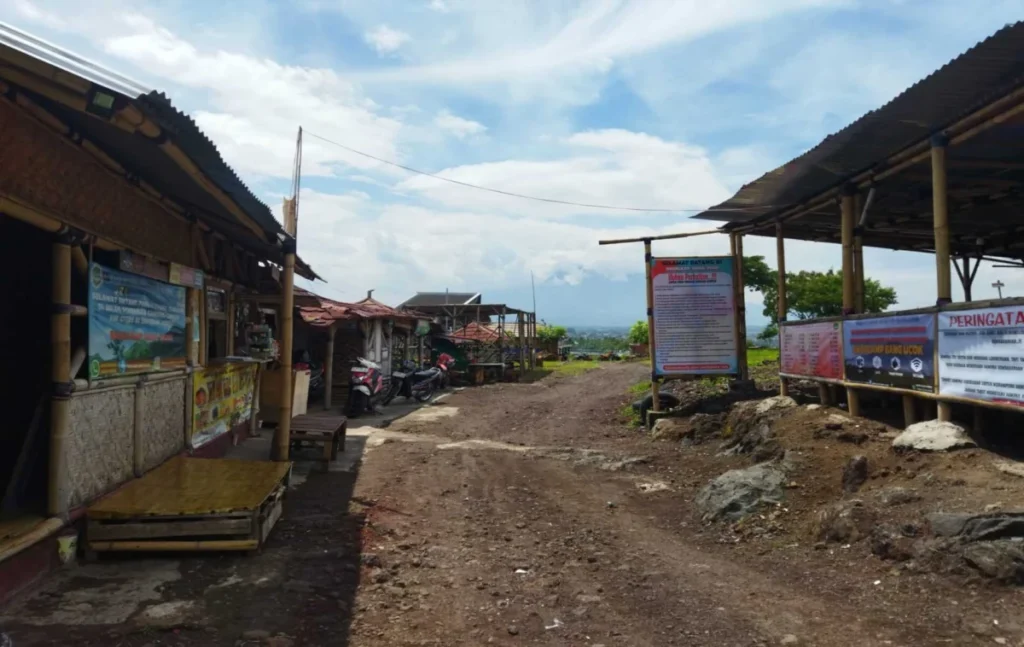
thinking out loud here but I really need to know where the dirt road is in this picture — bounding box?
[5,363,1024,646]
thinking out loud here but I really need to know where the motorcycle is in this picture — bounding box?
[436,352,456,389]
[392,359,441,403]
[347,358,398,418]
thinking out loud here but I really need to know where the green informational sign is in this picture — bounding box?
[87,263,188,378]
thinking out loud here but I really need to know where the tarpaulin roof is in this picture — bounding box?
[399,292,481,307]
[446,322,514,345]
[296,288,425,328]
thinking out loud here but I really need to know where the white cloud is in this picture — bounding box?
[364,24,411,54]
[398,129,731,218]
[433,109,486,139]
[428,0,450,12]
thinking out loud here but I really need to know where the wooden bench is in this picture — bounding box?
[289,414,347,463]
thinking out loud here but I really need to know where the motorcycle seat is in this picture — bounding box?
[414,368,440,379]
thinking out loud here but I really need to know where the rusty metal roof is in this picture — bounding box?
[296,288,424,327]
[696,21,1024,228]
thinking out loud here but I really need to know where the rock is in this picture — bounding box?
[696,464,787,522]
[892,421,976,452]
[372,569,392,584]
[780,635,800,645]
[836,431,869,445]
[361,553,383,567]
[507,625,520,636]
[876,487,922,507]
[962,541,1024,583]
[242,630,271,640]
[993,460,1024,479]
[651,418,689,442]
[870,524,915,562]
[842,456,869,493]
[927,512,1024,541]
[722,396,796,456]
[812,500,877,544]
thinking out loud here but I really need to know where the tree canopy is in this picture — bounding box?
[628,320,649,345]
[537,325,568,343]
[740,256,898,340]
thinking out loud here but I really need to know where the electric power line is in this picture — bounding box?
[304,130,770,215]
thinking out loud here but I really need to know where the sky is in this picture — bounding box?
[2,0,1022,326]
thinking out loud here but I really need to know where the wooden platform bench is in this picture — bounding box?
[85,457,290,556]
[289,414,347,463]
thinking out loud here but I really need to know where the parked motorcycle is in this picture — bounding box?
[392,360,441,403]
[436,352,456,389]
[293,349,325,404]
[347,358,397,418]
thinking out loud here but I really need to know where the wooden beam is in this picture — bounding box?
[841,192,856,314]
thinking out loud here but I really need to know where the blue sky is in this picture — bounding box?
[3,0,1022,325]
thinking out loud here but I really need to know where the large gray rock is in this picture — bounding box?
[696,464,787,522]
[927,512,1024,542]
[892,420,976,452]
[842,455,869,493]
[650,418,689,441]
[811,499,877,544]
[962,541,1024,583]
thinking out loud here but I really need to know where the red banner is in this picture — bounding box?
[781,321,843,380]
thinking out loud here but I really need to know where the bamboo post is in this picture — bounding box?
[818,383,831,406]
[776,223,789,396]
[199,282,208,366]
[841,190,856,314]
[902,395,917,428]
[226,291,236,356]
[49,234,73,517]
[853,194,865,314]
[932,136,953,422]
[404,329,412,362]
[324,323,336,410]
[272,247,296,461]
[733,233,749,381]
[518,312,526,378]
[185,289,196,366]
[644,239,661,414]
[500,307,506,377]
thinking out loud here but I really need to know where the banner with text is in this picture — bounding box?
[844,314,935,392]
[780,321,843,380]
[650,256,737,376]
[938,306,1024,407]
[88,263,187,378]
[191,362,257,448]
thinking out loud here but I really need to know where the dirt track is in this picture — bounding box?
[6,363,1024,646]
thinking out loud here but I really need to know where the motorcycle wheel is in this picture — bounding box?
[347,391,365,418]
[382,380,399,406]
[414,382,434,403]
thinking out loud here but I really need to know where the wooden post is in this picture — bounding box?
[49,234,72,517]
[404,329,412,362]
[932,136,953,422]
[776,222,789,396]
[853,194,865,314]
[226,290,236,356]
[846,387,861,417]
[902,395,917,428]
[733,233,749,381]
[199,284,208,366]
[518,313,526,378]
[841,190,856,314]
[643,239,661,414]
[817,383,831,406]
[272,248,296,461]
[324,324,336,410]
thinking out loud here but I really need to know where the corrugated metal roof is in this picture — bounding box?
[399,292,482,307]
[447,322,513,344]
[296,288,422,327]
[696,21,1024,226]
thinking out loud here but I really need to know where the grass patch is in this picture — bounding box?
[626,381,650,396]
[549,360,600,377]
[747,347,780,365]
[620,402,642,428]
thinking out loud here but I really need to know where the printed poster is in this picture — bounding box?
[938,306,1024,406]
[844,314,935,392]
[169,262,205,289]
[650,256,737,376]
[88,263,187,378]
[780,321,843,380]
[191,362,258,447]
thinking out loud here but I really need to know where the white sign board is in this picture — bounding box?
[650,256,737,376]
[938,305,1024,407]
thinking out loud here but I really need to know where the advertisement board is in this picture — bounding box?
[844,314,935,392]
[938,306,1024,406]
[780,321,843,380]
[191,362,258,447]
[169,262,205,289]
[87,263,187,378]
[650,256,737,376]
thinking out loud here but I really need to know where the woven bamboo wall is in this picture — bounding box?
[139,378,186,472]
[66,387,135,509]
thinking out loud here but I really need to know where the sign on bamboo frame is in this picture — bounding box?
[780,320,843,381]
[649,256,738,376]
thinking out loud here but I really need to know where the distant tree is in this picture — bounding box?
[537,325,568,344]
[742,256,775,295]
[628,320,649,345]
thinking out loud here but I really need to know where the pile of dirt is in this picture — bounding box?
[654,392,1024,586]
